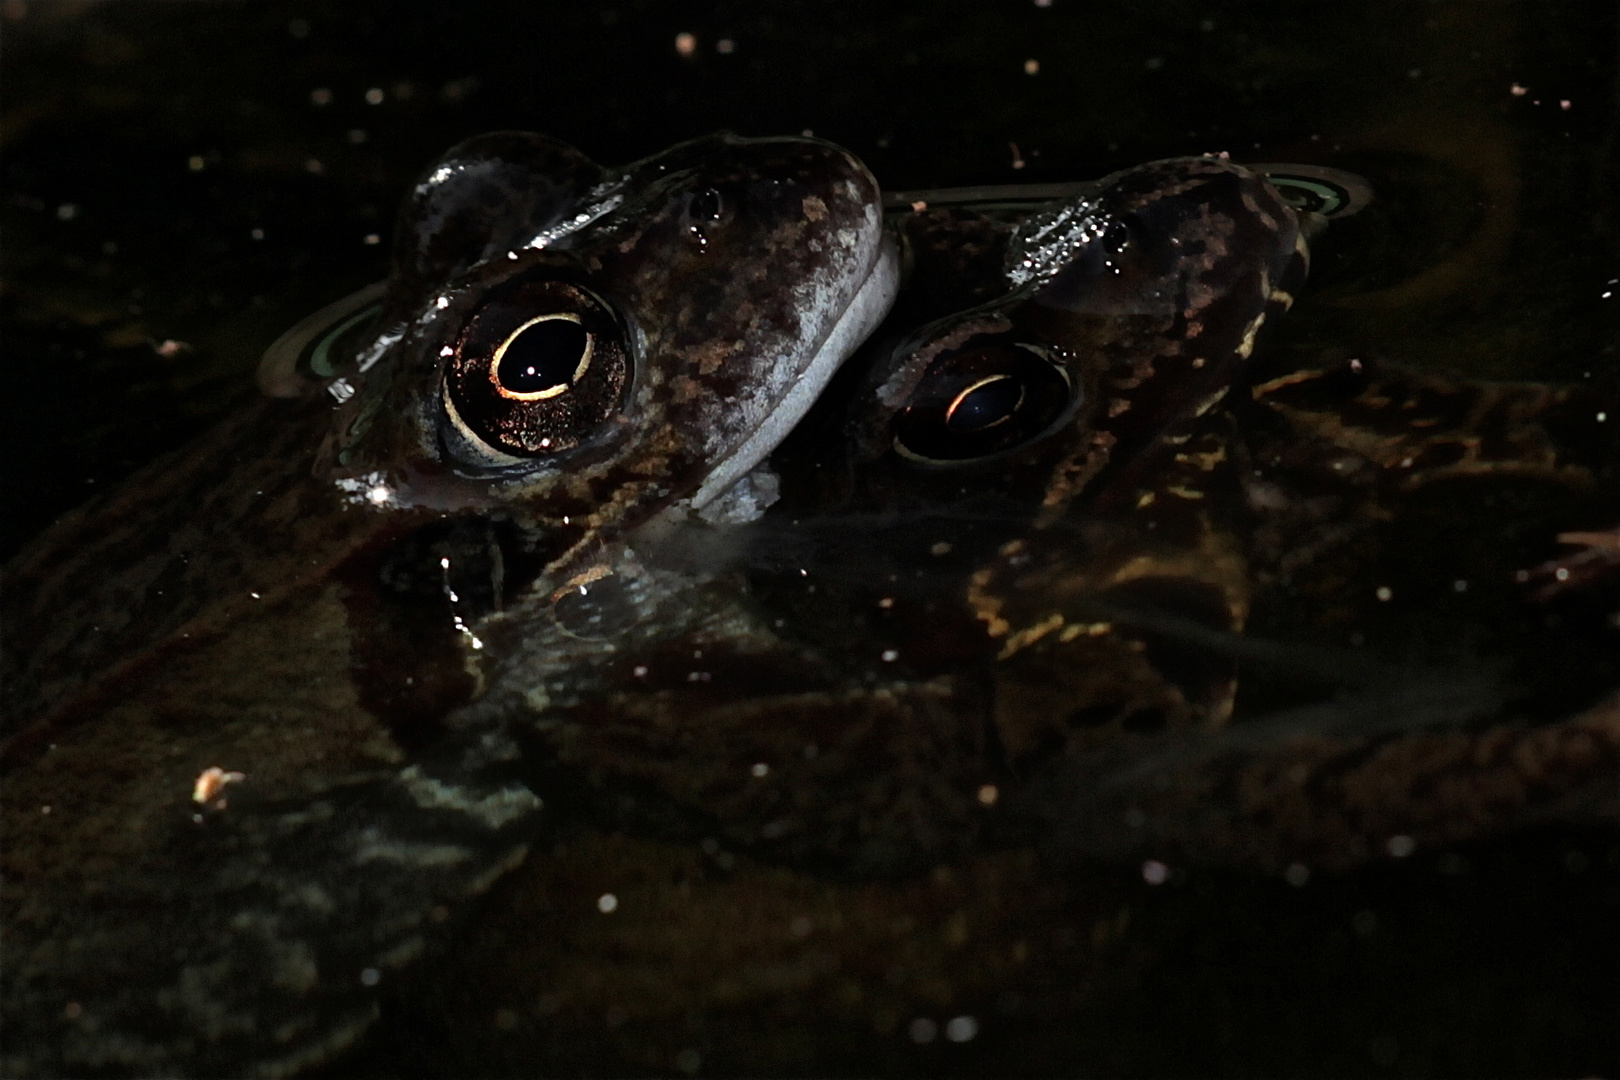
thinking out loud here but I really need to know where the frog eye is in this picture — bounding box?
[442,280,630,462]
[893,338,1074,464]
[488,314,592,400]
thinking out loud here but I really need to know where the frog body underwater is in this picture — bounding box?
[526,151,1617,881]
[753,157,1619,872]
[3,136,1616,1079]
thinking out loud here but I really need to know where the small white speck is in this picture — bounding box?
[1555,567,1571,582]
[945,1015,979,1043]
[633,665,648,678]
[908,1018,938,1044]
[436,296,449,309]
[881,649,899,662]
[1023,58,1040,75]
[597,893,618,913]
[751,762,770,778]
[57,203,79,220]
[674,31,697,56]
[250,227,264,240]
[1386,834,1416,858]
[364,87,385,104]
[363,233,380,245]
[250,592,261,600]
[1141,859,1169,885]
[1597,412,1608,423]
[440,345,454,357]
[360,967,381,986]
[977,784,999,806]
[1453,579,1468,592]
[1375,586,1393,602]
[367,484,391,506]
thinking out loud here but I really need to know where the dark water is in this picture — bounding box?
[3,1,1618,1075]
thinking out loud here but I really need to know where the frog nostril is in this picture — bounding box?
[689,187,725,224]
[1103,219,1131,256]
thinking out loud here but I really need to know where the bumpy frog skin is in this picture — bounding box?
[0,131,897,1078]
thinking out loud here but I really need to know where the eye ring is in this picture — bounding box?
[488,312,593,401]
[440,278,630,464]
[892,339,1075,465]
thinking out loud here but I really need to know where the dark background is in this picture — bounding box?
[4,2,1619,1075]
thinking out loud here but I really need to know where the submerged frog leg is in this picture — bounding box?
[1030,687,1620,872]
[1249,358,1596,490]
[1518,525,1620,602]
[2,727,545,1079]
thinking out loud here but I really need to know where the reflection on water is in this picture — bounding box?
[2,1,1617,1076]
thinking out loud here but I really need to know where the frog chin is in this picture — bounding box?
[687,232,900,514]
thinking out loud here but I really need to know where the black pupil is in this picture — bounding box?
[497,319,588,394]
[946,376,1022,433]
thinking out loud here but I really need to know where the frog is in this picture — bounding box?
[0,129,899,1079]
[345,157,1610,1076]
[750,157,1620,875]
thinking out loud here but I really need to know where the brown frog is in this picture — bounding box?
[0,130,898,1078]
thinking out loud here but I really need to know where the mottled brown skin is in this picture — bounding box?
[0,132,894,1078]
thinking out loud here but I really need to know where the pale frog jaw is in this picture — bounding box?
[688,232,900,514]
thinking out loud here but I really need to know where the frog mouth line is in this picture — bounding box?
[689,233,903,511]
